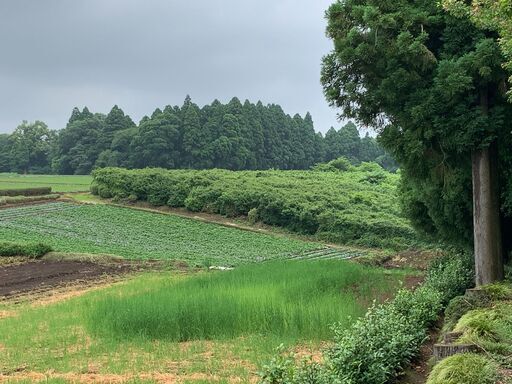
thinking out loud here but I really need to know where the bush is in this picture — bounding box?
[0,242,52,258]
[0,187,52,197]
[424,251,474,303]
[426,354,500,384]
[0,194,60,206]
[326,285,443,384]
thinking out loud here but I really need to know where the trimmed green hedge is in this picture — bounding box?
[91,166,420,250]
[0,242,53,258]
[0,194,60,206]
[0,187,52,197]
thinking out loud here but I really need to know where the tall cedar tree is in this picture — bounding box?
[321,0,512,284]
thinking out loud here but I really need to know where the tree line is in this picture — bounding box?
[0,97,395,175]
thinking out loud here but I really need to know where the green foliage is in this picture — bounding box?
[0,241,52,258]
[7,121,55,174]
[321,0,512,251]
[259,252,474,384]
[259,346,335,384]
[0,186,52,196]
[443,295,487,334]
[0,203,317,264]
[425,252,475,303]
[443,0,512,100]
[326,285,443,384]
[87,260,404,342]
[91,165,419,250]
[311,157,353,172]
[0,99,397,175]
[0,194,60,206]
[454,303,512,355]
[426,354,501,384]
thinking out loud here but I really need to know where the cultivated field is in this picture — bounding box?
[0,202,320,265]
[0,173,92,192]
[0,171,421,383]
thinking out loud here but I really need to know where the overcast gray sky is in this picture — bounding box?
[0,0,341,134]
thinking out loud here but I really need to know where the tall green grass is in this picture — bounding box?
[87,260,404,341]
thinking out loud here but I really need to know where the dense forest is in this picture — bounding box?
[0,97,395,175]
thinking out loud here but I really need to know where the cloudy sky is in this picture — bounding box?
[0,0,341,134]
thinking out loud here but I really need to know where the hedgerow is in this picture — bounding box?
[0,241,52,258]
[0,187,52,196]
[258,251,474,384]
[0,194,60,206]
[91,163,420,250]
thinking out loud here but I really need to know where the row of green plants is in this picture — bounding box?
[0,241,52,258]
[91,163,419,250]
[0,186,52,196]
[259,251,474,384]
[0,194,60,206]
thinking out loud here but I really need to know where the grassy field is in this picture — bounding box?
[0,261,406,383]
[0,173,92,192]
[0,202,319,265]
[88,260,399,341]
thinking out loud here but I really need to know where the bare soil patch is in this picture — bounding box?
[0,259,167,301]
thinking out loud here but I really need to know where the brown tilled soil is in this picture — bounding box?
[0,259,165,300]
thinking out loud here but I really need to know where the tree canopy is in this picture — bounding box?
[0,98,395,175]
[444,0,512,99]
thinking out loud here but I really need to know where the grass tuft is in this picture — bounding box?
[426,353,501,384]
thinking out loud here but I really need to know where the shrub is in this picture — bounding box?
[0,187,52,197]
[423,251,474,303]
[0,242,52,258]
[426,354,500,384]
[0,194,60,206]
[247,208,259,224]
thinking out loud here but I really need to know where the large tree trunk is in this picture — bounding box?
[472,89,504,286]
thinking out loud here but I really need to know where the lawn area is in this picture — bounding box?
[0,202,319,265]
[0,261,407,383]
[0,173,92,192]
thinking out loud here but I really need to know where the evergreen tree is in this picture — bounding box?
[54,107,107,174]
[130,108,180,169]
[322,0,511,284]
[181,96,209,168]
[1,99,399,174]
[0,134,12,172]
